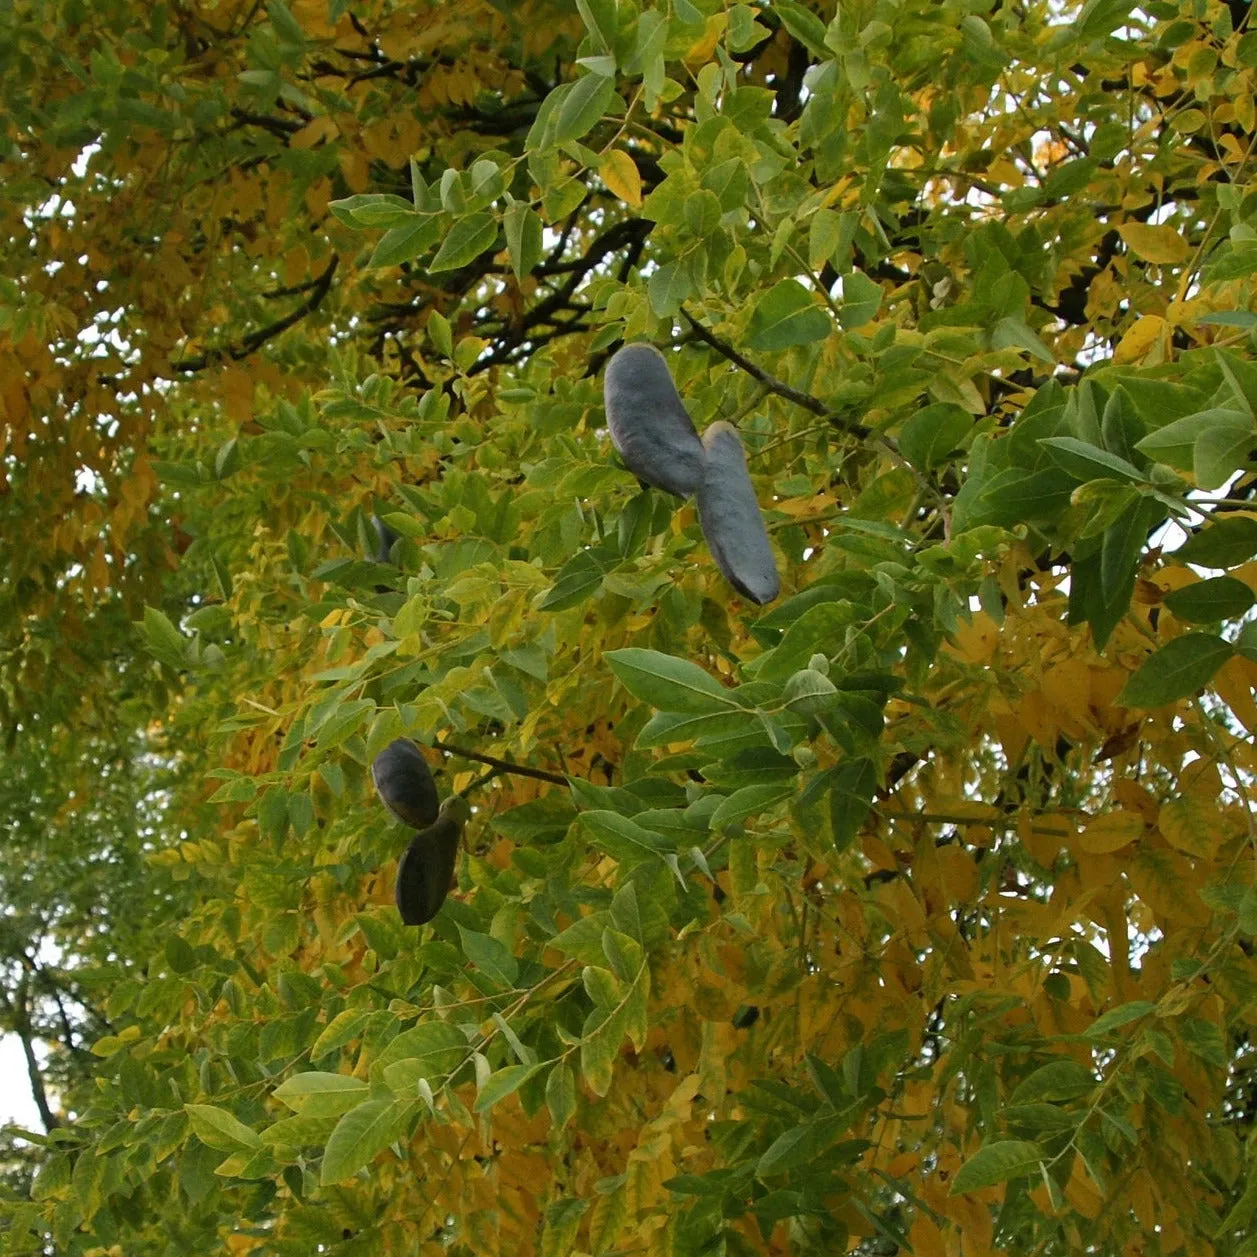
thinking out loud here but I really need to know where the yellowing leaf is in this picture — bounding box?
[1157,796,1219,859]
[1078,810,1144,854]
[599,149,642,208]
[1113,314,1166,363]
[1118,222,1190,264]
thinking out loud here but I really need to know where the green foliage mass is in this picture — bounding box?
[4,0,1257,1255]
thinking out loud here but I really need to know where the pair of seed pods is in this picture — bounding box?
[370,739,465,925]
[604,343,780,605]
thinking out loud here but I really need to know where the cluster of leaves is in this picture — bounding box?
[6,0,1257,1256]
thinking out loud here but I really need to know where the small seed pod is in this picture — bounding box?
[395,802,466,926]
[370,515,400,564]
[371,740,440,829]
[696,421,780,605]
[604,343,705,497]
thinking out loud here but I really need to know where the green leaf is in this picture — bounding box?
[540,546,619,611]
[376,1020,469,1079]
[428,309,453,357]
[808,208,842,270]
[828,758,879,851]
[746,279,831,351]
[838,270,881,329]
[1197,310,1257,329]
[1162,576,1255,623]
[606,648,737,714]
[457,927,520,989]
[992,317,1055,362]
[1039,436,1145,483]
[636,708,758,749]
[430,213,499,272]
[773,0,831,55]
[165,935,196,972]
[546,1062,577,1130]
[1084,1000,1156,1038]
[997,1103,1077,1134]
[555,72,617,143]
[552,914,613,966]
[310,1011,371,1060]
[1238,621,1257,664]
[708,783,794,829]
[1195,415,1257,490]
[30,1152,71,1202]
[1134,408,1247,471]
[1119,633,1233,707]
[368,216,443,269]
[475,1063,540,1112]
[504,202,543,280]
[320,1096,414,1185]
[899,404,971,471]
[1076,0,1139,39]
[647,259,694,317]
[141,606,187,669]
[580,810,675,869]
[575,0,617,49]
[1009,1060,1095,1104]
[756,1110,849,1177]
[580,1001,629,1096]
[1175,515,1257,567]
[272,1072,370,1118]
[1177,1016,1227,1069]
[329,194,419,230]
[267,0,305,44]
[1100,495,1163,603]
[951,1140,1044,1193]
[185,1104,262,1152]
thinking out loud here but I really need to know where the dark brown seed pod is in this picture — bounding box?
[696,421,780,605]
[604,343,705,497]
[395,803,466,926]
[371,740,440,829]
[370,515,400,565]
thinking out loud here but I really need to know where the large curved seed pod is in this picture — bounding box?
[370,515,400,564]
[371,739,440,829]
[696,421,781,605]
[395,802,466,926]
[604,343,705,497]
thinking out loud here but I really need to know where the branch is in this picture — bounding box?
[170,254,340,373]
[680,308,871,438]
[0,978,59,1131]
[437,740,569,786]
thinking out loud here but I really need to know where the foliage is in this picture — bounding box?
[4,0,1257,1254]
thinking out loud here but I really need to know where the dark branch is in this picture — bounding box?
[437,740,569,786]
[0,978,60,1130]
[680,308,875,439]
[170,254,339,373]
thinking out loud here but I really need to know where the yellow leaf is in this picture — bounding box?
[1113,314,1166,364]
[1078,810,1144,854]
[1157,796,1219,859]
[600,149,642,208]
[909,1215,948,1257]
[1118,222,1190,264]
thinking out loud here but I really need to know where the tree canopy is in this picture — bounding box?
[4,0,1257,1253]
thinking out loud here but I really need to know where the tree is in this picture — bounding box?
[4,0,1257,1253]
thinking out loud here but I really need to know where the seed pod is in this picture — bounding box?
[395,802,466,926]
[371,739,440,829]
[604,343,705,497]
[696,421,780,605]
[370,515,400,564]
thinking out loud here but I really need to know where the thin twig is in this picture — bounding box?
[437,740,569,786]
[456,766,501,799]
[680,307,868,431]
[170,254,340,373]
